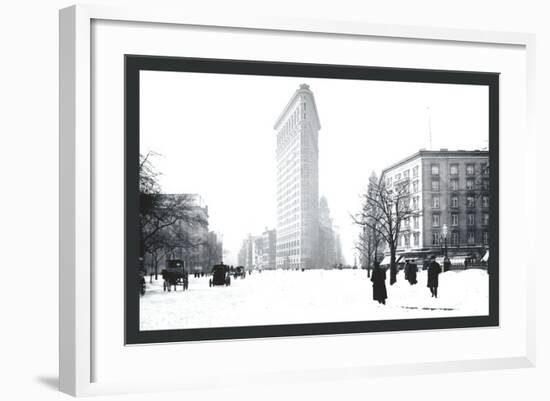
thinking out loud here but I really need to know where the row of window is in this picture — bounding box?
[429,178,490,191]
[432,231,489,246]
[430,195,490,209]
[431,162,489,177]
[431,212,489,227]
[387,165,420,186]
[387,161,489,188]
[399,231,489,248]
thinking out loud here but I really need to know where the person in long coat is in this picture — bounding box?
[406,260,418,285]
[371,261,388,304]
[427,256,442,298]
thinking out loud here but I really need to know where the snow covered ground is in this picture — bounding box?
[140,268,489,331]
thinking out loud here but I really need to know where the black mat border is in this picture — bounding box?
[124,55,499,345]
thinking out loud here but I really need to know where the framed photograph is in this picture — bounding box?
[126,55,499,344]
[60,4,536,396]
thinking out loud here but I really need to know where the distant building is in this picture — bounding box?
[333,225,345,266]
[381,149,490,265]
[239,229,277,270]
[262,228,277,270]
[274,84,321,269]
[205,231,223,268]
[318,196,336,268]
[145,194,211,274]
[239,234,263,271]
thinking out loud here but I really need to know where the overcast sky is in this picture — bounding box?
[141,70,488,265]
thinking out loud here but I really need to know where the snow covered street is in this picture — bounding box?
[140,268,488,331]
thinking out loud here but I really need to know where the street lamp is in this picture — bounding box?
[442,224,448,258]
[442,224,450,272]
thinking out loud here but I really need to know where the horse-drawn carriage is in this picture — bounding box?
[161,259,189,292]
[209,263,231,287]
[232,265,246,279]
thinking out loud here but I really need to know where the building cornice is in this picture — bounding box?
[381,149,489,176]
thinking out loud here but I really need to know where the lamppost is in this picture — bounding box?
[442,224,448,258]
[442,224,450,272]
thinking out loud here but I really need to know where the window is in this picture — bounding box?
[413,216,419,229]
[467,231,475,244]
[432,180,440,191]
[413,196,419,210]
[405,217,410,228]
[432,214,440,227]
[468,213,475,226]
[466,164,475,175]
[452,213,459,226]
[451,179,459,191]
[451,196,459,208]
[431,164,440,176]
[466,179,474,190]
[413,180,419,192]
[395,173,401,181]
[403,170,410,179]
[482,196,489,208]
[414,232,420,246]
[404,235,410,247]
[483,231,489,245]
[483,179,490,190]
[467,196,475,208]
[481,162,489,175]
[450,164,459,175]
[483,213,489,225]
[386,177,392,186]
[452,232,459,245]
[432,196,440,208]
[432,233,441,245]
[413,166,419,177]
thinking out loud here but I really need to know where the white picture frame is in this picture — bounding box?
[59,4,536,397]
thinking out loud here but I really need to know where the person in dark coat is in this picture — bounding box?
[443,257,451,272]
[406,260,418,285]
[371,261,388,304]
[427,256,442,298]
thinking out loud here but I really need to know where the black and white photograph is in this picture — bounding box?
[126,56,498,342]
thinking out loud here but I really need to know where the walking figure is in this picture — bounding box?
[371,261,388,305]
[427,256,442,298]
[406,259,418,285]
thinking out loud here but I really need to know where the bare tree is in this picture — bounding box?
[139,153,208,274]
[354,173,417,285]
[355,224,382,278]
[355,172,383,277]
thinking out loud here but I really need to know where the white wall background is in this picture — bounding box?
[0,0,547,400]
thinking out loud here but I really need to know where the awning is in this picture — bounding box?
[380,255,404,265]
[434,256,467,266]
[481,250,489,262]
[450,257,466,266]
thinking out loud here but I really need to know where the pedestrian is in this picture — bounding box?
[371,261,388,305]
[407,259,418,285]
[427,255,442,298]
[443,256,451,272]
